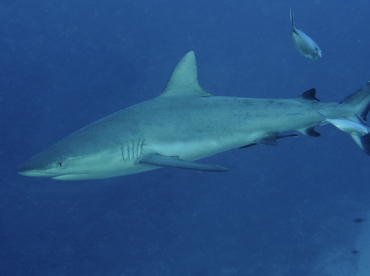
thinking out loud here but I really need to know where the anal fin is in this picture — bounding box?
[297,127,321,137]
[139,154,228,172]
[240,133,298,148]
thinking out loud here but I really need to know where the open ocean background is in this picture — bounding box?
[1,0,370,275]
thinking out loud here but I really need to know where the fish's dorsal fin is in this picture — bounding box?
[290,8,295,27]
[160,51,212,97]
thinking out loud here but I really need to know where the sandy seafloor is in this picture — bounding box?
[351,211,370,276]
[315,211,370,276]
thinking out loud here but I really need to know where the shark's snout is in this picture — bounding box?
[17,160,30,174]
[17,161,41,177]
[17,155,53,178]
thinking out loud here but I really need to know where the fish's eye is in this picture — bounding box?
[56,161,65,169]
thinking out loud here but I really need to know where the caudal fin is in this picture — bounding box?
[340,80,370,154]
[340,80,370,121]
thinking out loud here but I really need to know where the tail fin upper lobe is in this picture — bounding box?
[340,80,370,155]
[340,80,370,121]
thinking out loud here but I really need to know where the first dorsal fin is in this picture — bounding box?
[160,51,212,97]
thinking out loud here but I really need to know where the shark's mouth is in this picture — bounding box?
[17,168,88,181]
[52,174,92,181]
[17,169,51,178]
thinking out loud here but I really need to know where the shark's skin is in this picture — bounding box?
[18,51,370,180]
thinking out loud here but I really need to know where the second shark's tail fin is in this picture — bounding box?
[339,80,370,154]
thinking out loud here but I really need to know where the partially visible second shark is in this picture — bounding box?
[18,51,370,180]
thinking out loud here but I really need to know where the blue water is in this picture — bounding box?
[1,1,370,275]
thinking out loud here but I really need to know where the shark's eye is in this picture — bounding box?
[56,161,65,169]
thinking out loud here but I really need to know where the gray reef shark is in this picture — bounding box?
[18,51,370,180]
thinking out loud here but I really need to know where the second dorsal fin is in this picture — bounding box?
[299,88,320,102]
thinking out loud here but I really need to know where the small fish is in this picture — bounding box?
[353,218,366,223]
[290,8,322,60]
[318,112,370,136]
[351,250,360,255]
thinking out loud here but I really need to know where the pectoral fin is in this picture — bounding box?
[139,154,228,172]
